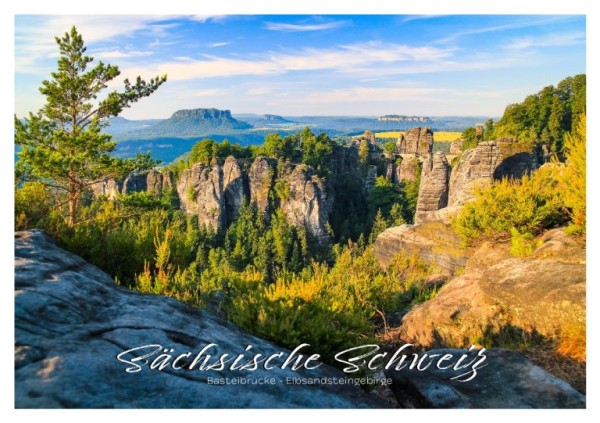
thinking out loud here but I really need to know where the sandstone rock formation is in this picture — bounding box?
[397,127,433,155]
[248,156,276,218]
[396,155,419,182]
[91,179,122,199]
[281,165,334,244]
[373,220,469,275]
[448,139,538,206]
[176,163,224,231]
[399,229,585,350]
[222,156,245,224]
[385,163,394,182]
[92,170,172,198]
[414,152,450,224]
[387,348,584,408]
[146,169,171,194]
[449,139,463,155]
[364,165,377,194]
[15,230,382,408]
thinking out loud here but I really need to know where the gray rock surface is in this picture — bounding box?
[414,152,450,224]
[373,221,469,276]
[364,165,378,194]
[222,156,246,224]
[281,165,333,244]
[248,157,276,218]
[448,140,538,207]
[385,163,395,182]
[176,163,224,231]
[397,127,433,155]
[387,348,585,408]
[14,230,382,409]
[396,154,419,182]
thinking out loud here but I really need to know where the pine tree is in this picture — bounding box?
[15,26,166,227]
[369,209,389,244]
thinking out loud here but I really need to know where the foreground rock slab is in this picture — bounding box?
[387,348,585,408]
[14,230,381,409]
[399,229,585,349]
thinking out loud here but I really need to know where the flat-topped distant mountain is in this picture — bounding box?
[131,108,252,138]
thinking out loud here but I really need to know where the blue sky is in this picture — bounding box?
[14,14,586,119]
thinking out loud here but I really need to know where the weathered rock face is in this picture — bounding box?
[364,165,377,194]
[399,229,585,351]
[14,230,382,408]
[448,140,538,207]
[91,179,122,199]
[222,156,245,224]
[146,169,170,194]
[248,156,276,218]
[176,163,224,231]
[373,220,469,275]
[396,154,419,182]
[122,173,148,195]
[397,127,433,155]
[449,139,463,155]
[414,152,450,224]
[387,348,585,408]
[281,165,334,244]
[91,170,172,198]
[385,163,395,182]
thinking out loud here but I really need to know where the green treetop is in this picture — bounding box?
[15,26,167,227]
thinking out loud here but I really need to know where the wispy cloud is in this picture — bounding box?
[92,49,153,59]
[121,41,455,81]
[208,41,231,48]
[264,19,349,32]
[189,15,230,24]
[504,31,585,50]
[436,16,575,43]
[401,15,446,24]
[302,87,442,104]
[15,15,174,73]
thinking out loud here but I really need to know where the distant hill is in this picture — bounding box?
[233,113,294,127]
[99,109,492,163]
[106,117,161,135]
[149,108,252,136]
[117,108,252,139]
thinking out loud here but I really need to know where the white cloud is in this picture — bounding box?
[264,20,349,32]
[436,16,575,44]
[121,41,455,81]
[15,15,174,73]
[504,31,585,50]
[92,49,153,59]
[208,41,231,48]
[301,87,442,104]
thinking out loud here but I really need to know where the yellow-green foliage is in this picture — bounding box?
[15,180,63,231]
[452,164,569,245]
[453,114,586,246]
[509,227,541,257]
[560,115,586,234]
[225,245,433,360]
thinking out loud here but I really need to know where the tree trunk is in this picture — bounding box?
[68,190,80,228]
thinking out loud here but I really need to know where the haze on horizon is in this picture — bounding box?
[15,14,585,120]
